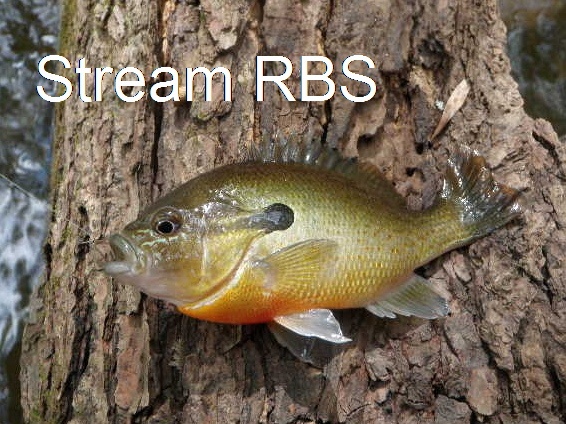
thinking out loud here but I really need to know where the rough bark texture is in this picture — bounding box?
[21,0,565,423]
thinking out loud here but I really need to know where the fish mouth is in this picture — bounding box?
[103,234,148,276]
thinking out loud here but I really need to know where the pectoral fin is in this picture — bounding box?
[365,274,450,319]
[253,239,338,292]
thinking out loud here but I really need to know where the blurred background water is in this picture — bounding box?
[0,0,564,423]
[500,0,566,136]
[0,0,58,422]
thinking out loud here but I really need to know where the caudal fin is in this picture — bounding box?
[439,147,523,244]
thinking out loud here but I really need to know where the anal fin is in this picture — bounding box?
[366,274,450,319]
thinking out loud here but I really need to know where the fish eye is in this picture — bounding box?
[156,220,176,235]
[152,208,183,236]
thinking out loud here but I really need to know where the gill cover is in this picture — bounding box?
[106,197,296,306]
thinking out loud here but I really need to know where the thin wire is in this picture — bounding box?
[0,172,99,246]
[0,172,47,206]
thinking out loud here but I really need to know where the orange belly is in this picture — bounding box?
[177,280,311,324]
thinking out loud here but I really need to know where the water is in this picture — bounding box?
[0,1,563,423]
[500,0,566,136]
[0,0,58,422]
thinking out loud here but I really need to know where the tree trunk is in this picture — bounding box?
[21,0,565,423]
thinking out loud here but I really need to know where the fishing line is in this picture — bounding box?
[0,171,99,249]
[0,172,45,206]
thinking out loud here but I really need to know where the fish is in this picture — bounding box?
[103,140,522,363]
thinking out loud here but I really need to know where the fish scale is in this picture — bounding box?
[169,162,464,318]
[104,141,522,361]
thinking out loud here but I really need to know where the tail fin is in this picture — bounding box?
[439,147,523,243]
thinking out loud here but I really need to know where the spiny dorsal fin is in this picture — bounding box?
[247,137,406,206]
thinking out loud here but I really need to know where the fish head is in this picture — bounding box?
[103,205,207,305]
[103,196,279,306]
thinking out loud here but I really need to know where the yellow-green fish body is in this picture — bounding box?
[174,162,441,322]
[104,141,521,350]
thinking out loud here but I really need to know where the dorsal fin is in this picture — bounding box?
[247,137,406,206]
[247,136,323,165]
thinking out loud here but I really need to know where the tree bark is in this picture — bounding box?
[21,0,565,423]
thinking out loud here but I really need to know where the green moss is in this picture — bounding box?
[58,0,77,57]
[26,364,60,424]
[27,406,44,423]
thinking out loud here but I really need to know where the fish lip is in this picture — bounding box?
[103,233,148,276]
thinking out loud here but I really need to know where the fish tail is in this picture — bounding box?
[437,146,523,245]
